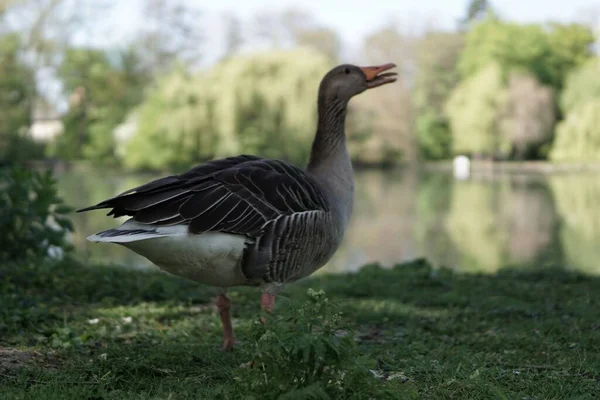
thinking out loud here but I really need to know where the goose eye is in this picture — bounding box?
[344,67,350,74]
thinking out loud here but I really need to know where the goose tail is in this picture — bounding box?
[86,219,187,243]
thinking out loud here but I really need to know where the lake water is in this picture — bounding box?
[56,164,600,275]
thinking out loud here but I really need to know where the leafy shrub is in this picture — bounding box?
[233,289,401,399]
[0,167,73,262]
[0,132,46,164]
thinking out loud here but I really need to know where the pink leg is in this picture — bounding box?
[260,292,276,324]
[216,294,234,350]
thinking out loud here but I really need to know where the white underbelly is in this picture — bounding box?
[122,232,248,287]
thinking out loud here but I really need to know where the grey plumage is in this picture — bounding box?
[78,62,397,290]
[78,62,397,349]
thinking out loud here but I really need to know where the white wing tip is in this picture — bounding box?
[86,234,102,243]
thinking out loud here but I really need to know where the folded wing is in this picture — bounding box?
[78,156,329,237]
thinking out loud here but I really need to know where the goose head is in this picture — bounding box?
[318,63,397,103]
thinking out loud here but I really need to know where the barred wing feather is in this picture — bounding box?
[77,156,329,238]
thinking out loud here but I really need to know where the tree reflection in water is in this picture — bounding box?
[56,165,600,275]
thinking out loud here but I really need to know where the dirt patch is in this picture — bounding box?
[0,346,61,373]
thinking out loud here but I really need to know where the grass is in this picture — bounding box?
[1,259,599,399]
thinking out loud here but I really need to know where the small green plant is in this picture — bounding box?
[0,166,74,262]
[234,289,399,399]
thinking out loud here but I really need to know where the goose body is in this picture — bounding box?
[92,220,248,287]
[79,62,397,348]
[85,156,347,288]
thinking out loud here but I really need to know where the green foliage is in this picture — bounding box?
[0,33,40,163]
[550,59,600,162]
[415,111,452,159]
[446,63,508,156]
[0,167,73,262]
[236,288,396,399]
[545,24,597,91]
[414,31,464,160]
[560,59,600,115]
[459,20,594,89]
[122,69,215,170]
[550,100,600,162]
[124,49,332,170]
[453,21,592,160]
[0,132,46,165]
[52,48,149,162]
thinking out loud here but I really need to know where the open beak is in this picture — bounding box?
[360,63,397,89]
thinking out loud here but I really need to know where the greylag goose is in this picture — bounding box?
[78,63,397,349]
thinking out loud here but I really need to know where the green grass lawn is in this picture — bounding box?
[1,259,599,399]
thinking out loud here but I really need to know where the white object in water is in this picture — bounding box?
[453,155,471,180]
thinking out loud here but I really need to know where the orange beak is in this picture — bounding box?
[360,63,397,88]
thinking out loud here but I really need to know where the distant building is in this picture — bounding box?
[113,113,139,158]
[28,99,63,142]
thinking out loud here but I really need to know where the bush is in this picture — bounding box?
[0,131,46,164]
[233,289,401,399]
[0,167,74,262]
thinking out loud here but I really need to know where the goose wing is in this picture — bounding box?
[78,156,329,237]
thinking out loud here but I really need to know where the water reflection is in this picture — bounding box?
[551,176,600,274]
[55,165,600,275]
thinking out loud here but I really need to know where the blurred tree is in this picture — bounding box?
[465,0,492,22]
[455,20,593,160]
[123,49,332,170]
[458,0,495,30]
[559,59,600,115]
[500,73,555,159]
[0,33,41,163]
[550,59,600,162]
[1,0,113,71]
[459,20,594,90]
[445,63,508,157]
[53,47,149,162]
[251,9,341,62]
[253,9,312,47]
[221,12,243,59]
[545,23,596,91]
[414,31,464,159]
[354,25,416,164]
[362,25,416,82]
[124,68,216,170]
[550,100,600,162]
[0,0,116,162]
[295,27,341,63]
[137,0,203,74]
